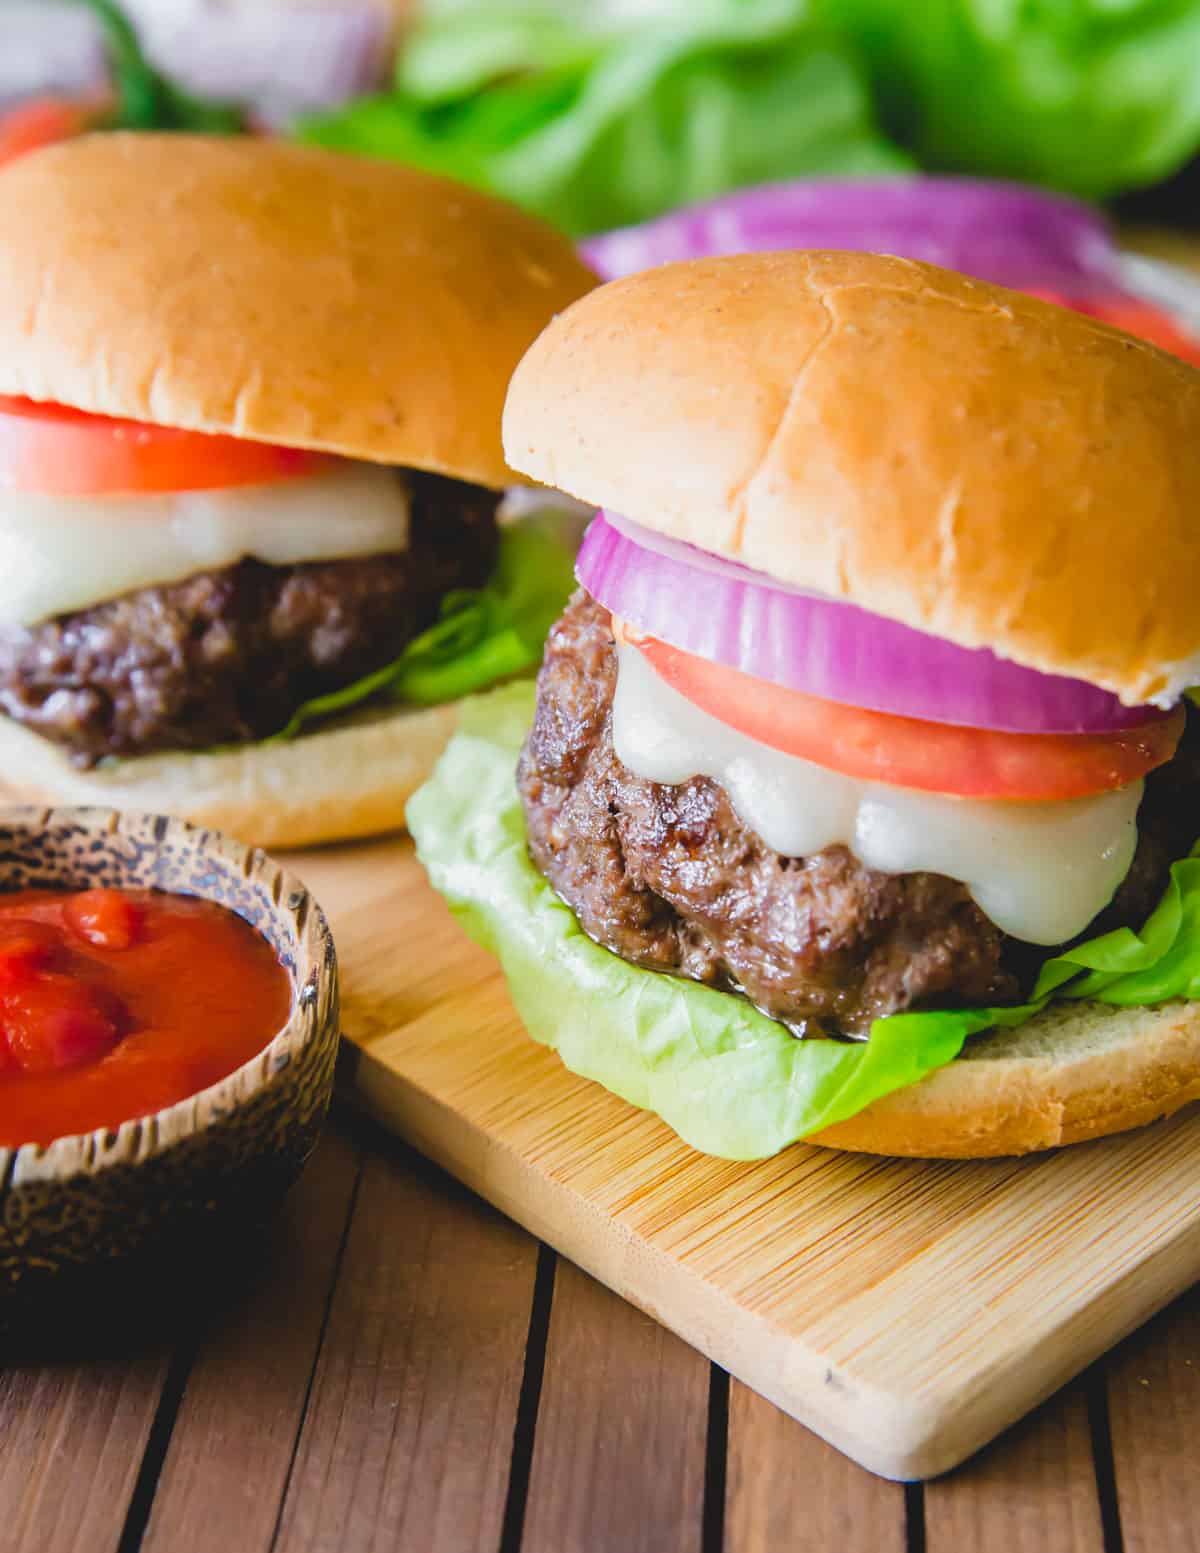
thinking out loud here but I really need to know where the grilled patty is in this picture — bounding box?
[517,592,1200,1038]
[0,471,497,764]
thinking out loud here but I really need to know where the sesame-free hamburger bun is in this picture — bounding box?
[0,132,595,486]
[0,134,596,846]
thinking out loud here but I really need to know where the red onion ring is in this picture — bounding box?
[577,511,1160,734]
[580,177,1119,295]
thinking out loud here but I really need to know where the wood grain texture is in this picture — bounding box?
[520,1259,710,1553]
[0,1351,167,1553]
[295,836,1200,1479]
[725,1382,906,1553]
[924,1383,1104,1552]
[1107,1283,1200,1553]
[272,1139,536,1553]
[139,1130,362,1553]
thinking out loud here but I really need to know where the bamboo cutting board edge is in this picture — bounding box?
[345,1039,1200,1480]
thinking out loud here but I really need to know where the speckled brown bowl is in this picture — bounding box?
[0,806,339,1324]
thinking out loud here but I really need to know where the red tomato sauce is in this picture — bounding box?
[0,889,292,1148]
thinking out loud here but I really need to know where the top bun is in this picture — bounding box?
[504,250,1200,705]
[0,134,596,489]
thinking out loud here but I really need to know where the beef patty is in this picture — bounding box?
[0,470,497,764]
[518,592,1200,1039]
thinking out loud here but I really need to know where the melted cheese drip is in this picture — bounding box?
[0,462,410,625]
[612,642,1142,946]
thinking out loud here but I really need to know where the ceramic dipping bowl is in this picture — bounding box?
[0,806,339,1333]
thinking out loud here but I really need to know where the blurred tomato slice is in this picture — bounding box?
[0,396,333,495]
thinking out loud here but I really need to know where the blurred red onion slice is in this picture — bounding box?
[577,511,1157,734]
[582,176,1121,298]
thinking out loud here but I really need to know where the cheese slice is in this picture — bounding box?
[0,462,410,626]
[611,641,1142,946]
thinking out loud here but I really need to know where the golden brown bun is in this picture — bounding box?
[0,702,459,850]
[810,997,1200,1157]
[503,250,1200,705]
[0,134,596,488]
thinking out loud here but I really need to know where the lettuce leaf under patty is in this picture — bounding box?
[268,509,579,743]
[408,682,1200,1159]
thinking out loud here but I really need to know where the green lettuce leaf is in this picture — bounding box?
[298,2,908,236]
[814,0,1200,199]
[408,681,1200,1159]
[300,0,1200,223]
[269,508,579,743]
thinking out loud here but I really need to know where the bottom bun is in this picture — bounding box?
[811,997,1200,1157]
[0,701,461,849]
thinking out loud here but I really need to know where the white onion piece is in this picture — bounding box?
[121,2,389,120]
[0,4,108,106]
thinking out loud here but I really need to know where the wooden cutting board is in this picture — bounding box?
[294,834,1200,1482]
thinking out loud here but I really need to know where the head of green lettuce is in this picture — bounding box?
[408,682,1200,1161]
[301,0,1200,237]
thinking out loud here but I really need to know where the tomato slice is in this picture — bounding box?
[1082,299,1200,367]
[1028,288,1200,367]
[618,622,1184,801]
[0,396,334,495]
[0,95,104,167]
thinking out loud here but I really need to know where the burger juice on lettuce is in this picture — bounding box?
[410,250,1200,1160]
[0,134,595,847]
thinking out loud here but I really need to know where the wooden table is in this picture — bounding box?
[1,1103,1197,1553]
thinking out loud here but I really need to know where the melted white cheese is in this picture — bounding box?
[0,462,410,625]
[612,642,1142,946]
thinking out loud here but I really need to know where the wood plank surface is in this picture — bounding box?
[294,836,1200,1479]
[923,1382,1105,1553]
[724,1382,906,1553]
[272,1138,537,1553]
[519,1259,711,1553]
[0,1350,168,1553]
[139,1130,362,1553]
[1107,1284,1200,1553]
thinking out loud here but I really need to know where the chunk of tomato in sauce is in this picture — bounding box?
[0,920,61,982]
[1,975,125,1073]
[65,889,143,951]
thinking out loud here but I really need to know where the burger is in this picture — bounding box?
[0,133,595,847]
[410,249,1200,1159]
